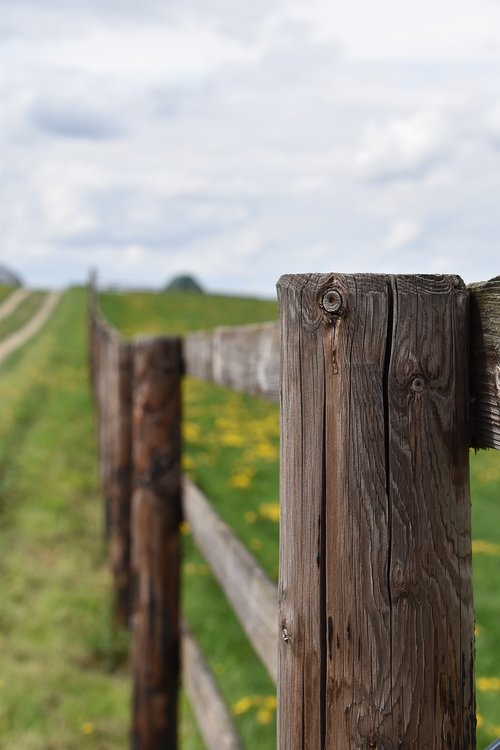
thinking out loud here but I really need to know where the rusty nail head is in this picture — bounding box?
[322,289,342,313]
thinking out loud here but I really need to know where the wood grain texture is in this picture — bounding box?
[277,273,475,750]
[183,321,279,401]
[131,336,182,750]
[181,621,244,750]
[469,276,500,449]
[183,476,278,683]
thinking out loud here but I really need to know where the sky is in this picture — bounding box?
[1,1,500,297]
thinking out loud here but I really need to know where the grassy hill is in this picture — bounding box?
[0,287,499,747]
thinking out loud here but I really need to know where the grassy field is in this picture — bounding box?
[0,286,499,748]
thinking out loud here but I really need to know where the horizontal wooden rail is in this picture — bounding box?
[183,321,279,401]
[182,621,243,750]
[182,476,278,683]
[469,276,500,449]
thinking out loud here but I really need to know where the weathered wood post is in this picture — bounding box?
[107,336,133,627]
[277,274,475,749]
[131,336,182,750]
[93,318,114,539]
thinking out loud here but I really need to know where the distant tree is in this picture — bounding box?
[0,264,22,287]
[165,274,204,293]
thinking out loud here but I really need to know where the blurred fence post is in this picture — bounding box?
[130,336,182,750]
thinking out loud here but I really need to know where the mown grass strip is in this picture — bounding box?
[0,291,46,341]
[0,289,130,750]
[0,284,15,305]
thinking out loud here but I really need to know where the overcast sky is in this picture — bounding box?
[1,1,500,296]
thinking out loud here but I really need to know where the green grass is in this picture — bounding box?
[0,285,16,305]
[0,291,46,341]
[1,286,499,748]
[99,289,278,337]
[0,289,130,749]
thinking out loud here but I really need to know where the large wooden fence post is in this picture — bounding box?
[131,336,182,750]
[277,274,475,749]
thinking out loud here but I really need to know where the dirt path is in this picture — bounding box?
[0,291,62,366]
[0,287,30,322]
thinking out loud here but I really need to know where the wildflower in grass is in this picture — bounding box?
[257,708,273,725]
[232,696,254,715]
[81,722,94,735]
[180,521,191,536]
[259,502,280,522]
[221,431,246,447]
[229,467,255,489]
[492,725,500,737]
[472,540,500,556]
[477,676,500,692]
[475,623,483,637]
[183,422,201,442]
[251,442,278,461]
[245,511,257,523]
[184,562,209,576]
[181,454,195,471]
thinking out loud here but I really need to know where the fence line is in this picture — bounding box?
[183,476,277,683]
[88,284,275,748]
[89,273,500,749]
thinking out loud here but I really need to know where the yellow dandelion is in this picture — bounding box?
[232,696,254,715]
[180,521,191,536]
[253,442,278,461]
[221,432,246,447]
[230,467,255,489]
[183,423,201,441]
[476,713,484,728]
[475,623,483,637]
[81,722,94,735]
[259,503,280,522]
[477,676,500,692]
[257,709,273,725]
[181,454,195,470]
[472,540,500,557]
[263,696,277,710]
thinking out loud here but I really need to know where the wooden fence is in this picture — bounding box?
[89,273,500,750]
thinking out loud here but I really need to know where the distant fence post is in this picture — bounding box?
[277,274,475,748]
[108,337,133,627]
[131,336,182,750]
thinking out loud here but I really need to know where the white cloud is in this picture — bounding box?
[355,111,446,181]
[1,1,500,293]
[384,218,421,251]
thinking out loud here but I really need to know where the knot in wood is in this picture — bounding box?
[281,627,290,643]
[322,289,342,314]
[410,375,425,393]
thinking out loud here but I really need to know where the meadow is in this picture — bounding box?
[0,285,498,748]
